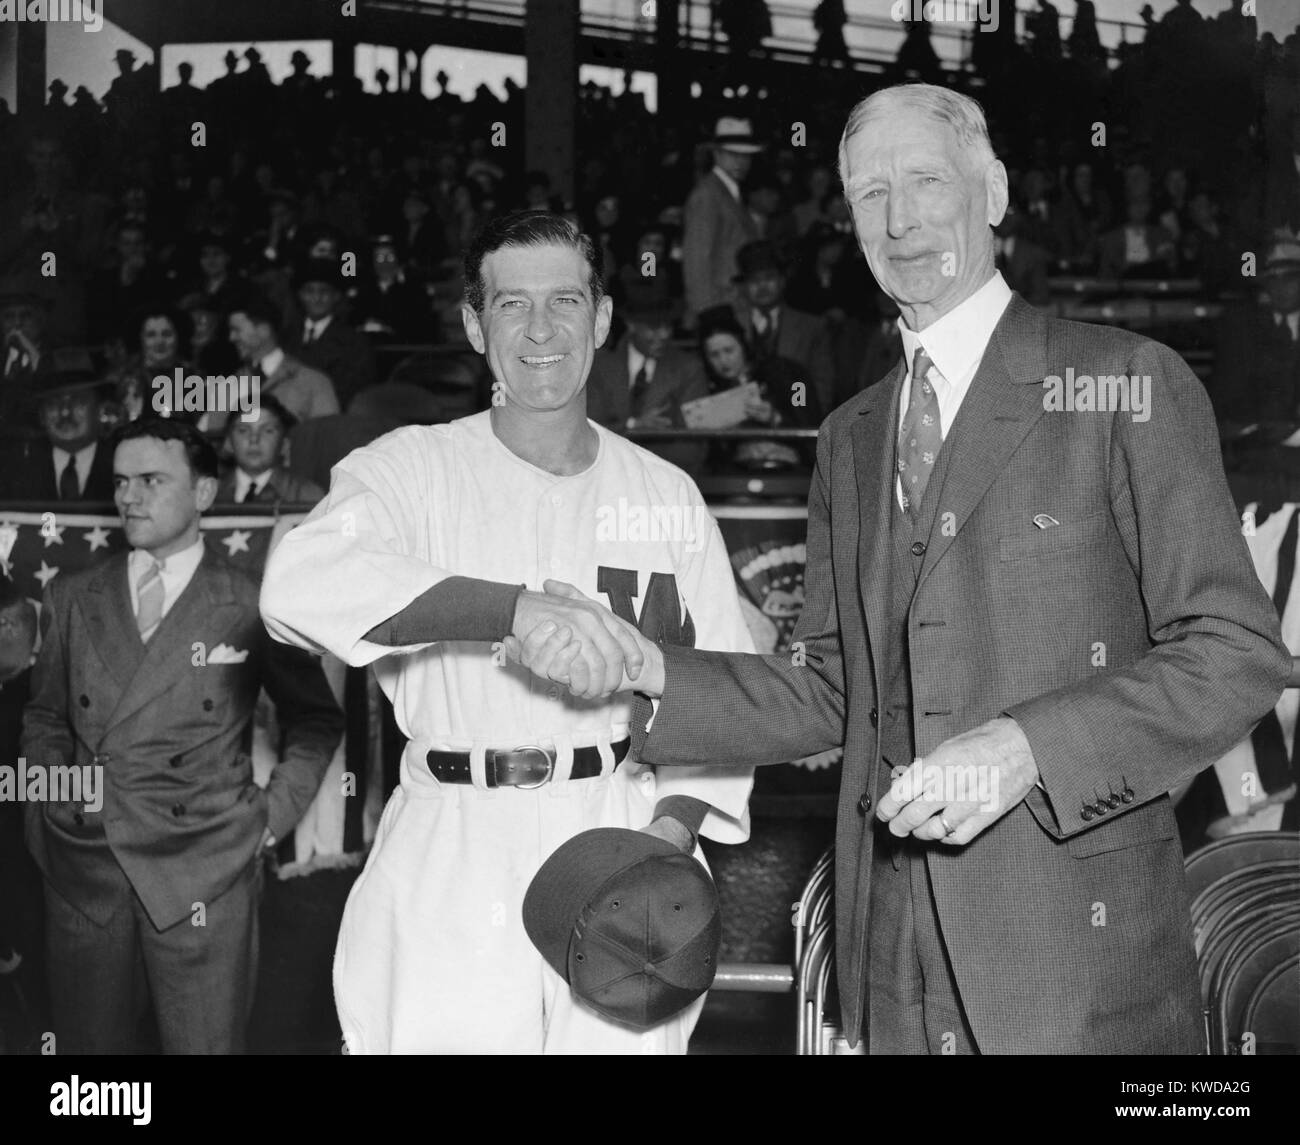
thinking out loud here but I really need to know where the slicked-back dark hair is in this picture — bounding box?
[463,210,605,314]
[110,416,221,482]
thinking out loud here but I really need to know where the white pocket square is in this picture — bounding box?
[208,643,250,664]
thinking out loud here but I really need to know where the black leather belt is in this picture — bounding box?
[426,739,630,788]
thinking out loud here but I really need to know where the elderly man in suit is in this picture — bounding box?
[0,370,116,503]
[22,417,343,1053]
[217,395,325,506]
[586,289,710,476]
[229,293,340,425]
[509,84,1290,1054]
[732,240,837,414]
[682,117,762,329]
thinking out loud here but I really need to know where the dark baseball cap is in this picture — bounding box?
[523,827,721,1030]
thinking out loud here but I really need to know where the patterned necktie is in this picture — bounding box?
[58,455,80,501]
[136,560,165,638]
[897,346,943,520]
[629,362,651,418]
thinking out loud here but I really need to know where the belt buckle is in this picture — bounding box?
[493,745,554,789]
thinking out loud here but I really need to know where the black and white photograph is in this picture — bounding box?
[0,0,1297,1110]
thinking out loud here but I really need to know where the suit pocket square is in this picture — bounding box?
[207,644,250,664]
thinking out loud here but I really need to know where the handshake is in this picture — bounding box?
[503,580,666,701]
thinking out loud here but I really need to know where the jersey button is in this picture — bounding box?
[547,686,560,700]
[857,792,872,814]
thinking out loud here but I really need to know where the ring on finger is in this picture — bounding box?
[939,814,955,836]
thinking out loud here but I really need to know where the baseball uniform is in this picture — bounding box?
[260,411,754,1053]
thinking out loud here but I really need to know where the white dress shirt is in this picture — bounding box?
[51,443,99,497]
[234,468,273,502]
[128,537,206,641]
[895,272,1013,509]
[260,347,285,378]
[302,315,333,343]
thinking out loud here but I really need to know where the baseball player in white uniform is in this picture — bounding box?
[260,211,754,1053]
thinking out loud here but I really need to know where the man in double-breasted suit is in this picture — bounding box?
[511,86,1290,1054]
[22,417,343,1053]
[682,117,762,328]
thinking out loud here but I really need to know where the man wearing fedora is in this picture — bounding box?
[682,117,763,330]
[515,84,1289,1054]
[286,259,377,411]
[228,293,339,424]
[586,286,710,476]
[732,239,836,414]
[0,369,115,503]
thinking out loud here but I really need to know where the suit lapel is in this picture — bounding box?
[106,546,242,730]
[850,362,905,655]
[78,554,145,693]
[914,295,1050,591]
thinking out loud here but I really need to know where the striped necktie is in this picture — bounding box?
[136,560,165,639]
[897,346,943,520]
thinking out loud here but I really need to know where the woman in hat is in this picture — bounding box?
[106,305,196,424]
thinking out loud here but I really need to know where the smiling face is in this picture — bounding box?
[462,242,611,415]
[842,105,1007,330]
[114,436,216,560]
[141,315,179,366]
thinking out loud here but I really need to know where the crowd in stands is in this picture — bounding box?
[0,2,1297,495]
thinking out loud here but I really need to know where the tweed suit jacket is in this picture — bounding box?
[633,293,1291,1052]
[22,542,344,929]
[683,172,759,322]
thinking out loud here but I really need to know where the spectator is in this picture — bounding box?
[812,0,850,67]
[682,117,762,328]
[731,240,836,414]
[85,220,164,355]
[0,369,115,502]
[287,258,377,409]
[792,165,836,236]
[179,292,241,376]
[1056,161,1112,270]
[228,293,339,423]
[217,395,324,505]
[108,306,195,423]
[993,203,1052,305]
[1098,195,1177,279]
[351,235,432,341]
[745,173,799,260]
[616,225,681,313]
[191,231,245,318]
[586,288,709,475]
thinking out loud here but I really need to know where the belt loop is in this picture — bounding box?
[469,744,490,791]
[550,737,574,790]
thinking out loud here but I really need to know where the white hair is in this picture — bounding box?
[837,83,997,186]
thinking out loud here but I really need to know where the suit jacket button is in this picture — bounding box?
[169,754,182,768]
[79,695,90,708]
[1094,802,1108,815]
[869,708,878,727]
[1105,795,1120,809]
[858,791,873,814]
[910,541,926,557]
[1081,807,1095,822]
[172,803,185,818]
[202,699,214,712]
[1120,787,1135,804]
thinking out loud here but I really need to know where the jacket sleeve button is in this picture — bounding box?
[1081,807,1095,822]
[1120,787,1135,804]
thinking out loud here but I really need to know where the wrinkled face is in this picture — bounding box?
[115,437,215,559]
[141,316,179,365]
[842,106,1007,326]
[628,317,672,359]
[199,244,230,278]
[462,243,611,415]
[298,281,339,320]
[229,312,273,362]
[227,409,286,475]
[705,332,747,382]
[40,389,99,452]
[743,269,784,309]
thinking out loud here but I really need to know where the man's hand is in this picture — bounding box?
[639,815,694,852]
[507,580,650,700]
[875,717,1039,846]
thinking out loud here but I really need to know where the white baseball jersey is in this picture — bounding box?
[260,411,755,1052]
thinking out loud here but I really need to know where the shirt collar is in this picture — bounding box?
[129,535,205,579]
[235,468,273,499]
[712,166,741,202]
[261,347,285,376]
[897,272,1013,383]
[627,342,653,381]
[52,442,96,466]
[306,314,333,337]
